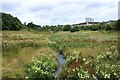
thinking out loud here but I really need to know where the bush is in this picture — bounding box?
[59,46,120,79]
[63,25,71,31]
[96,46,120,80]
[25,56,58,79]
[70,26,79,32]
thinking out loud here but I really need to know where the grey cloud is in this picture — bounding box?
[2,2,21,12]
[29,4,55,12]
[85,2,116,10]
[1,1,118,25]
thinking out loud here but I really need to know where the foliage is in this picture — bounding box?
[48,37,66,52]
[48,35,90,53]
[70,26,79,32]
[63,25,71,31]
[117,19,120,30]
[2,30,118,78]
[75,66,90,79]
[1,12,23,30]
[66,51,81,65]
[25,56,58,79]
[59,51,94,79]
[96,46,120,80]
[58,46,120,79]
[1,12,118,31]
[27,22,41,30]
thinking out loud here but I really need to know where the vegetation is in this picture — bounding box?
[58,46,120,80]
[25,56,58,79]
[2,30,118,79]
[95,46,120,80]
[1,12,23,30]
[1,12,119,79]
[2,30,58,78]
[1,12,118,32]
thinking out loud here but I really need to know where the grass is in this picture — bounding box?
[2,30,57,78]
[2,30,118,78]
[49,31,117,58]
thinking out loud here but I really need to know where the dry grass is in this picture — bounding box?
[2,30,56,78]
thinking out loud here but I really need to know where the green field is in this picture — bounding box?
[2,30,119,79]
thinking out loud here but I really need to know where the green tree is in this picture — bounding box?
[70,26,79,32]
[63,25,71,31]
[1,12,23,30]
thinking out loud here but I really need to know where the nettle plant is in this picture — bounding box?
[25,56,58,79]
[95,46,120,80]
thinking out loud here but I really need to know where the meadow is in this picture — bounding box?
[2,30,119,79]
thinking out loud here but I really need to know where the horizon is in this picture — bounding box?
[1,0,119,25]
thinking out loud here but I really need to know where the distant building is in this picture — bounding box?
[85,18,94,22]
[74,22,99,26]
[72,18,100,26]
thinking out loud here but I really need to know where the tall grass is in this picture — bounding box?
[2,30,118,78]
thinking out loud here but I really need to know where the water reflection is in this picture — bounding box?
[54,52,65,77]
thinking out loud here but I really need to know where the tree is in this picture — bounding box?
[113,21,119,30]
[23,22,27,26]
[1,12,23,30]
[63,25,71,31]
[70,26,79,32]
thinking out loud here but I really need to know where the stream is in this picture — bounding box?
[54,52,65,77]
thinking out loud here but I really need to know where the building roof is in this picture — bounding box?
[73,22,99,25]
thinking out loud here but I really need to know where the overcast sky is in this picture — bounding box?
[0,0,119,25]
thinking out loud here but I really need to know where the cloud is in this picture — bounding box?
[1,0,119,25]
[119,2,120,19]
[2,2,22,12]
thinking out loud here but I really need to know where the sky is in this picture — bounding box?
[0,0,119,25]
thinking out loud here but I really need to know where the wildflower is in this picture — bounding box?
[72,69,75,72]
[25,76,29,79]
[68,70,70,73]
[83,58,86,61]
[104,74,110,79]
[113,73,117,76]
[35,70,37,73]
[75,68,79,71]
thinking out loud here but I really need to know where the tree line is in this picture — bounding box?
[1,12,119,32]
[26,21,119,32]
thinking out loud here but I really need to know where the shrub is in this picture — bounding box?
[59,46,120,79]
[70,26,79,32]
[63,25,71,31]
[25,56,59,79]
[96,46,120,80]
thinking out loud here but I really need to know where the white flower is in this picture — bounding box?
[35,70,37,73]
[113,73,117,75]
[25,76,29,79]
[72,69,75,71]
[76,68,79,71]
[104,74,110,79]
[68,70,70,73]
[78,73,80,77]
[83,58,86,61]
